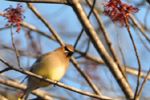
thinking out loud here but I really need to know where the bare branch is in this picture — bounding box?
[0,68,12,73]
[2,44,150,80]
[26,3,64,46]
[6,0,68,4]
[130,15,150,43]
[26,3,102,96]
[136,68,150,100]
[0,58,112,100]
[125,17,142,100]
[69,0,134,99]
[10,26,21,68]
[71,58,102,95]
[0,75,53,100]
[86,0,127,80]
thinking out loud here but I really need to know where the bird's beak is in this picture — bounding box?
[66,51,74,57]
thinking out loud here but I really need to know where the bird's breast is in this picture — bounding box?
[30,54,69,86]
[48,65,67,81]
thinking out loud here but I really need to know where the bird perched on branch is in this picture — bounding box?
[20,44,74,100]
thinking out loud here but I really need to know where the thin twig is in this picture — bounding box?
[2,25,149,81]
[83,0,96,54]
[71,58,102,95]
[74,0,96,50]
[136,68,150,100]
[85,38,91,54]
[143,6,150,30]
[0,58,112,100]
[86,0,127,80]
[27,3,64,46]
[6,0,68,4]
[0,75,53,100]
[22,22,55,40]
[70,0,134,99]
[133,22,150,52]
[2,44,150,80]
[74,29,84,49]
[125,19,142,100]
[10,26,21,68]
[130,15,150,43]
[0,67,12,73]
[26,3,102,96]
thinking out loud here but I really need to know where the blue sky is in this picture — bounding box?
[0,0,150,99]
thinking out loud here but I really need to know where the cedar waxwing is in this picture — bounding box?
[20,44,74,100]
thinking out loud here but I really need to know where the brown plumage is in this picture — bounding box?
[20,45,74,100]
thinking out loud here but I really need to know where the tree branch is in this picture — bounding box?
[86,0,127,80]
[6,0,68,4]
[69,0,134,99]
[1,44,150,80]
[0,75,53,100]
[26,3,102,96]
[0,58,111,100]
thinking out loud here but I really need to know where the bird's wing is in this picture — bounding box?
[30,52,52,72]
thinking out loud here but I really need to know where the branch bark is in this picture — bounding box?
[6,0,68,4]
[0,75,53,100]
[26,3,102,96]
[69,0,134,99]
[0,58,111,100]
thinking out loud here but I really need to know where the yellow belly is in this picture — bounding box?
[30,65,66,87]
[29,54,69,88]
[48,66,66,81]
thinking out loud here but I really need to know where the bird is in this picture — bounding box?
[20,44,74,100]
